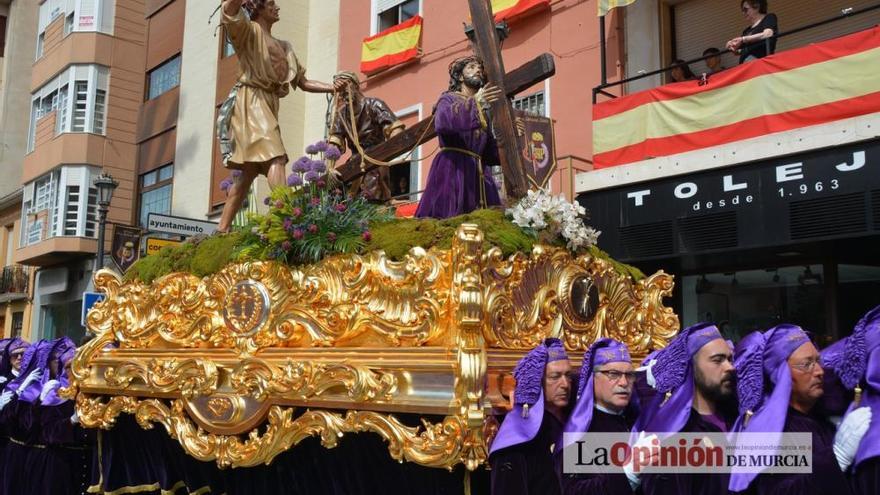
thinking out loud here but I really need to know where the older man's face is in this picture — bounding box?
[788,341,824,408]
[544,359,572,410]
[10,349,24,372]
[593,361,634,412]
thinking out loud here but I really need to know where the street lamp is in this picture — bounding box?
[93,172,118,271]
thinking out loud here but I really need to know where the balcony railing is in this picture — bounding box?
[0,265,31,298]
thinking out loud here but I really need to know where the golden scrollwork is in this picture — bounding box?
[228,358,397,402]
[73,224,679,471]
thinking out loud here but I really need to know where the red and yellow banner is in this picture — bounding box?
[593,27,880,168]
[491,0,549,22]
[360,15,423,74]
[598,0,638,17]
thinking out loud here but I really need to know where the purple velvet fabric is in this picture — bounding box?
[561,339,631,452]
[635,323,723,436]
[5,340,50,401]
[728,324,811,492]
[41,337,77,406]
[414,92,502,219]
[490,338,569,455]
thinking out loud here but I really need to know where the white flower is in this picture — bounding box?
[505,188,602,252]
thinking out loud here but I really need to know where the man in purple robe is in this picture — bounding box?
[559,338,639,494]
[820,306,880,495]
[489,338,572,495]
[415,56,504,219]
[636,323,737,494]
[729,324,870,494]
[0,338,28,386]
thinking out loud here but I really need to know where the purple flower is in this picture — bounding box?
[309,160,327,174]
[231,169,243,178]
[313,141,329,153]
[292,228,303,240]
[220,178,233,193]
[362,230,372,242]
[325,145,341,161]
[283,218,293,230]
[281,240,292,251]
[305,144,319,155]
[304,170,320,182]
[263,196,271,205]
[335,203,347,213]
[292,207,303,217]
[310,197,321,207]
[292,157,310,173]
[327,232,337,242]
[274,199,284,209]
[287,173,303,187]
[308,224,318,234]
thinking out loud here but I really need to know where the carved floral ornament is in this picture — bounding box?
[67,225,678,470]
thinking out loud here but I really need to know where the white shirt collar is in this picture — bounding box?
[596,403,624,416]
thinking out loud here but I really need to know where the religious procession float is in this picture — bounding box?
[62,0,680,489]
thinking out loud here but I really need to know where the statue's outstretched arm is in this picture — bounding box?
[222,0,243,17]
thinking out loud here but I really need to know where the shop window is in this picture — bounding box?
[40,300,84,342]
[376,0,419,33]
[147,55,181,100]
[138,164,174,228]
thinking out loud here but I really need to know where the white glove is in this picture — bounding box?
[0,376,7,385]
[834,406,872,471]
[0,390,12,411]
[70,410,79,425]
[623,431,659,489]
[39,379,60,401]
[636,358,658,388]
[16,369,42,396]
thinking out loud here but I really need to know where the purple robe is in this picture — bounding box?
[561,408,637,495]
[641,408,733,495]
[415,92,502,219]
[490,412,564,495]
[751,408,851,495]
[851,457,880,495]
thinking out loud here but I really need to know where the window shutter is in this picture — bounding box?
[377,0,406,13]
[76,0,97,31]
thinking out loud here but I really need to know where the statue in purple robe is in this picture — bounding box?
[729,324,871,494]
[559,338,639,494]
[415,56,504,219]
[636,323,737,494]
[821,306,880,495]
[489,338,572,495]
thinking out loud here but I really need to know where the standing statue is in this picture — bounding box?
[414,56,504,219]
[327,72,405,202]
[216,0,342,232]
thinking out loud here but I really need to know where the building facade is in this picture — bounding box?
[0,0,39,340]
[336,0,623,201]
[15,0,146,342]
[577,0,880,346]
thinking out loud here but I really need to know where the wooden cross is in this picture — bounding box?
[336,3,556,201]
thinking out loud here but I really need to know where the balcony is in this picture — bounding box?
[0,265,31,302]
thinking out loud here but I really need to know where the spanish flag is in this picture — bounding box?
[598,0,637,17]
[491,0,549,22]
[360,15,423,74]
[592,27,880,168]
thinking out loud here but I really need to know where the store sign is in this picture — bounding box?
[615,141,880,225]
[147,213,218,237]
[145,237,183,256]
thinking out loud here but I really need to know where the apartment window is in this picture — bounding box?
[11,312,23,337]
[21,166,101,246]
[377,0,419,32]
[28,65,110,151]
[138,165,174,227]
[147,55,181,100]
[64,12,74,36]
[0,15,7,58]
[37,0,114,53]
[36,33,44,59]
[512,91,546,117]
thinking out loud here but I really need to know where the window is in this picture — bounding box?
[36,33,44,59]
[37,0,114,53]
[0,15,7,58]
[512,91,546,117]
[138,164,174,227]
[27,65,110,151]
[377,0,419,33]
[20,166,101,246]
[64,12,74,36]
[147,55,181,100]
[11,312,23,338]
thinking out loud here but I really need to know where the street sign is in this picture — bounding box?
[145,237,183,256]
[81,291,106,327]
[146,213,218,237]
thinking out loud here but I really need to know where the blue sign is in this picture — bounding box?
[81,292,106,327]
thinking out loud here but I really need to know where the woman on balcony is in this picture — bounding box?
[726,0,778,63]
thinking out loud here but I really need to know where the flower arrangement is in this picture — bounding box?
[235,141,392,265]
[505,188,601,251]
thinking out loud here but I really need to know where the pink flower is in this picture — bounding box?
[292,207,302,217]
[327,232,337,242]
[281,241,292,251]
[310,197,321,207]
[274,199,284,209]
[308,224,318,234]
[292,228,304,240]
[335,203,347,213]
[362,231,372,242]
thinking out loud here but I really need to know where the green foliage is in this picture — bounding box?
[124,233,242,284]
